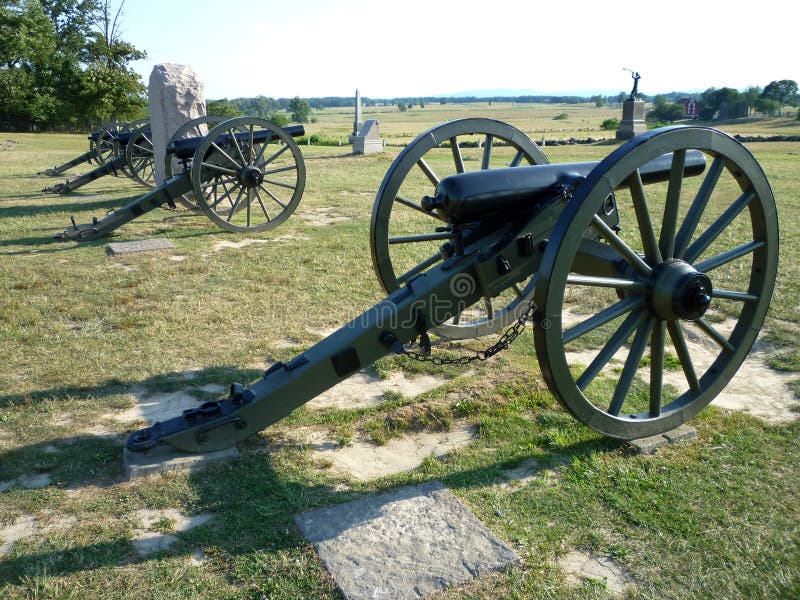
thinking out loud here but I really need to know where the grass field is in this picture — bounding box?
[0,104,799,598]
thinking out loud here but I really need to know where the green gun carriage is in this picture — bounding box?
[56,116,306,239]
[37,119,149,177]
[124,120,778,453]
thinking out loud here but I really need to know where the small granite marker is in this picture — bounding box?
[106,238,175,255]
[295,480,520,599]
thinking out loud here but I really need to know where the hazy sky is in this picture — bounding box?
[122,0,796,99]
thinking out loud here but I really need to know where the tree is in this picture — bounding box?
[743,86,762,116]
[397,102,407,112]
[761,80,798,115]
[0,1,59,128]
[755,97,779,118]
[288,96,311,122]
[206,98,242,118]
[81,0,146,122]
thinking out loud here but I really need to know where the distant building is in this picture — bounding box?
[681,98,699,119]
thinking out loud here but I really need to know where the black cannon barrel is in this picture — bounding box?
[168,124,306,159]
[425,150,707,224]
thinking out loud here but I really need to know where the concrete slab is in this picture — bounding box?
[106,238,175,255]
[629,424,698,455]
[295,480,520,599]
[123,444,239,480]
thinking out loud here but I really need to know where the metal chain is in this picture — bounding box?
[399,296,538,365]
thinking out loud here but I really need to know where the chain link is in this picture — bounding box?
[399,296,538,365]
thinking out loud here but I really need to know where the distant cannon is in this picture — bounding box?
[37,120,143,177]
[43,121,156,193]
[124,120,778,454]
[56,116,306,239]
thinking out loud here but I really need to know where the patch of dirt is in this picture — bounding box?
[298,424,477,480]
[559,550,633,595]
[169,255,187,262]
[295,207,350,226]
[0,140,18,151]
[563,314,798,424]
[110,385,224,425]
[307,369,448,410]
[131,508,213,556]
[211,238,270,252]
[0,473,52,492]
[0,514,77,556]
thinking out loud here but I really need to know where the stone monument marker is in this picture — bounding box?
[349,89,383,154]
[616,68,647,140]
[148,64,206,185]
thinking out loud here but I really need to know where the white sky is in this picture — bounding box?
[122,0,797,100]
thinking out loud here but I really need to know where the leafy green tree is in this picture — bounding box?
[81,0,146,122]
[0,1,59,127]
[288,96,311,122]
[647,97,685,123]
[743,86,762,116]
[397,102,407,112]
[755,97,779,117]
[207,98,243,118]
[761,80,798,115]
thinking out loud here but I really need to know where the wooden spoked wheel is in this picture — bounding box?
[125,124,155,188]
[190,117,306,233]
[165,115,229,210]
[533,126,779,439]
[370,118,549,339]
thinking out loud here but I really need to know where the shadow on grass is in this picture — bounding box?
[0,361,621,587]
[0,194,129,219]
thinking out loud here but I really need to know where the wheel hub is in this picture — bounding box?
[650,259,712,321]
[239,166,264,188]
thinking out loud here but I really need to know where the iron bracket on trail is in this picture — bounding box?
[124,121,778,454]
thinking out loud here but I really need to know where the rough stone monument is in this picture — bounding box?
[349,88,384,154]
[616,69,647,140]
[148,64,206,185]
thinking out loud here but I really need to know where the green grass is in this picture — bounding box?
[1,106,799,598]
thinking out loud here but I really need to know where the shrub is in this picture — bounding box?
[601,118,620,131]
[553,113,569,120]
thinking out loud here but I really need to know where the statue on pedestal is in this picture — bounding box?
[624,68,641,100]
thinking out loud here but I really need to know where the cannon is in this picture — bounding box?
[43,120,157,193]
[124,120,778,454]
[55,116,306,239]
[37,120,146,176]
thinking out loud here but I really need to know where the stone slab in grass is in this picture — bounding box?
[295,480,520,599]
[629,424,697,455]
[106,238,175,255]
[122,444,239,480]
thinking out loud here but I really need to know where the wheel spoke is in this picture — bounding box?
[591,214,653,275]
[389,232,451,245]
[627,169,663,263]
[207,181,242,210]
[577,308,645,391]
[567,274,646,293]
[564,295,645,344]
[450,138,465,173]
[674,156,726,259]
[712,288,758,303]
[650,320,665,417]
[484,297,494,320]
[608,317,655,416]
[694,239,764,273]
[667,320,701,392]
[254,189,272,221]
[201,160,238,177]
[685,189,755,264]
[481,134,494,170]
[226,187,246,222]
[262,178,297,191]
[417,158,439,186]
[659,149,686,259]
[509,149,525,167]
[256,144,289,170]
[694,318,735,353]
[258,184,288,209]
